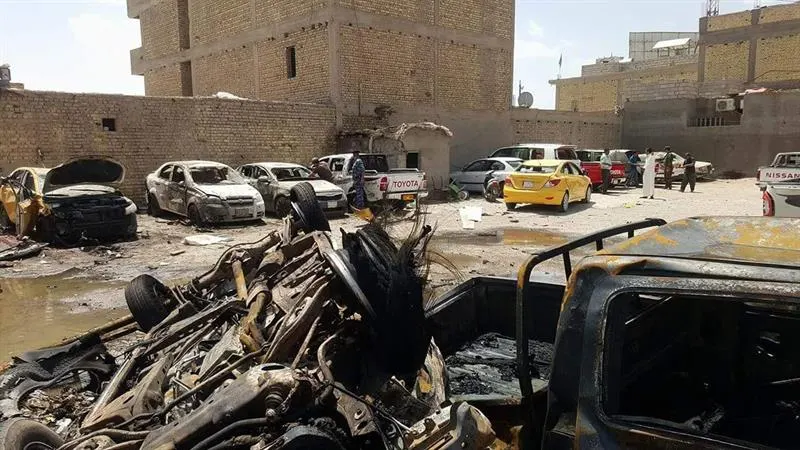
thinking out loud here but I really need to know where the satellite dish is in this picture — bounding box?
[518,91,534,108]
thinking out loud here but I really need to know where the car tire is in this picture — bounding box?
[187,204,205,227]
[274,196,292,218]
[125,274,173,332]
[582,186,592,204]
[147,193,162,217]
[505,202,516,211]
[290,182,330,233]
[559,192,570,213]
[0,418,64,450]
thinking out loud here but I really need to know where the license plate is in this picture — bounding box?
[234,208,250,218]
[613,178,623,185]
[523,181,534,189]
[401,194,415,201]
[327,201,338,209]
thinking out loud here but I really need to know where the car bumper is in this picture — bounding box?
[319,198,347,213]
[383,192,427,201]
[50,209,138,239]
[202,204,265,223]
[504,187,565,206]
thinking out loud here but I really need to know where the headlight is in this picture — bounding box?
[254,197,265,207]
[204,196,223,204]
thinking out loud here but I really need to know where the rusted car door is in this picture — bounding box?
[0,170,25,225]
[168,165,189,215]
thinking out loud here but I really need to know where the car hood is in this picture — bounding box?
[44,157,125,192]
[278,179,343,195]
[196,183,260,199]
[44,184,120,198]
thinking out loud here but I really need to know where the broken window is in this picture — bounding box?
[101,118,116,132]
[286,46,297,79]
[604,292,800,448]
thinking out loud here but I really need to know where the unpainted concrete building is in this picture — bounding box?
[127,0,514,166]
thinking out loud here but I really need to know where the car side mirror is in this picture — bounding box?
[258,176,270,184]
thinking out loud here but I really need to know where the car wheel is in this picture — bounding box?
[187,204,205,227]
[0,418,64,450]
[290,182,330,232]
[505,202,516,211]
[582,186,592,204]
[125,274,174,332]
[147,193,162,217]
[274,196,292,218]
[559,192,570,213]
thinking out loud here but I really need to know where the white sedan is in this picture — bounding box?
[763,179,800,217]
[450,157,523,193]
[145,160,265,225]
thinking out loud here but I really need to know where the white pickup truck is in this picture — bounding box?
[318,153,427,206]
[757,152,800,189]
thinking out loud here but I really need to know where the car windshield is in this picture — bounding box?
[518,164,558,174]
[577,151,602,162]
[190,166,245,184]
[271,167,311,180]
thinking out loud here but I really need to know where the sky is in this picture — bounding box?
[0,0,791,109]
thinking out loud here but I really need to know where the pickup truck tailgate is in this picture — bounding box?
[384,172,425,193]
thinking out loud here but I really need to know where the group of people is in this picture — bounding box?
[598,146,697,199]
[309,149,368,209]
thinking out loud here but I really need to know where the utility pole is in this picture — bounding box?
[705,0,720,16]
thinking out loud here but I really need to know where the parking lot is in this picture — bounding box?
[0,177,760,357]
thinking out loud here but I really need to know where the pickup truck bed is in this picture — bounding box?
[426,276,563,405]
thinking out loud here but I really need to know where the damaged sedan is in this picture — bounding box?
[145,161,266,226]
[0,157,138,246]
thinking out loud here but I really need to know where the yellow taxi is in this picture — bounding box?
[503,160,592,212]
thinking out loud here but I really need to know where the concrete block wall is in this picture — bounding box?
[0,90,336,205]
[555,79,620,112]
[511,109,621,149]
[755,34,800,82]
[706,11,752,32]
[759,3,800,24]
[703,41,750,81]
[139,0,182,60]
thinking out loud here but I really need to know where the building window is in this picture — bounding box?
[101,118,116,132]
[286,46,297,79]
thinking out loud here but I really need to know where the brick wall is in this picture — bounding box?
[339,25,435,107]
[144,64,185,96]
[193,46,256,98]
[140,0,181,59]
[190,0,250,46]
[0,90,337,205]
[555,79,619,112]
[755,34,800,82]
[511,109,621,149]
[624,79,698,102]
[703,41,750,81]
[706,11,752,31]
[338,0,435,25]
[758,3,800,24]
[257,27,330,103]
[256,0,327,25]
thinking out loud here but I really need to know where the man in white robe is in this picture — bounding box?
[641,148,656,199]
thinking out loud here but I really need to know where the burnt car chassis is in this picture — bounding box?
[0,183,496,450]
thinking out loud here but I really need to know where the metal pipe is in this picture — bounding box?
[291,316,320,369]
[232,260,248,301]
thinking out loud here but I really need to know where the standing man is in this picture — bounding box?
[680,152,697,193]
[309,157,334,182]
[627,151,641,187]
[641,148,656,199]
[351,149,366,209]
[663,146,675,190]
[599,148,612,194]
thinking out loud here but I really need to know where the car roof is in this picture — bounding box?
[600,216,800,269]
[251,162,305,169]
[485,157,523,162]
[578,149,605,153]
[167,160,228,168]
[520,159,564,167]
[505,143,576,149]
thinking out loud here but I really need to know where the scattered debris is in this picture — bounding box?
[182,234,233,246]
[169,249,186,256]
[0,237,48,262]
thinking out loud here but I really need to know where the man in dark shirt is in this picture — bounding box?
[309,158,334,182]
[680,152,696,193]
[663,146,676,190]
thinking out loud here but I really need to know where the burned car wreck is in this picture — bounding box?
[0,157,137,246]
[0,183,497,450]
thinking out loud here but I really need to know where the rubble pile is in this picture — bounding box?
[0,184,497,450]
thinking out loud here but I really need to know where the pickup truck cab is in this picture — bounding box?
[427,216,800,449]
[318,153,426,206]
[576,149,627,189]
[757,152,800,189]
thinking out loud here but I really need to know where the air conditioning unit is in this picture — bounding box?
[715,98,736,112]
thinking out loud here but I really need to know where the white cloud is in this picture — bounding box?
[528,20,544,38]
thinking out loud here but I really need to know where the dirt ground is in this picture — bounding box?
[0,178,761,358]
